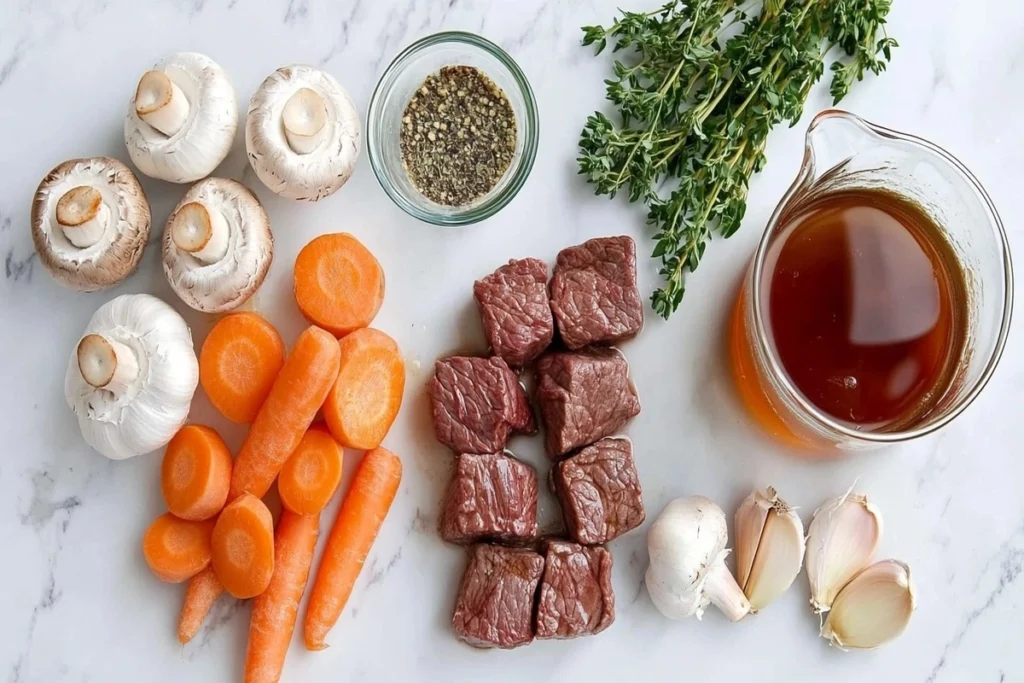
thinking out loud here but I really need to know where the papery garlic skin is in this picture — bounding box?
[125,53,238,183]
[821,560,915,649]
[246,64,360,201]
[806,490,883,613]
[735,487,805,612]
[646,496,750,622]
[65,294,198,460]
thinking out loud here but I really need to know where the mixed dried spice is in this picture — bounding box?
[400,65,517,207]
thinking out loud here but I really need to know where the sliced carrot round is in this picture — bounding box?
[323,328,406,450]
[278,426,344,515]
[200,312,285,424]
[161,425,233,521]
[211,493,275,599]
[143,513,215,583]
[293,233,385,337]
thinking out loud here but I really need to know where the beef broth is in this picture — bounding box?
[765,189,968,427]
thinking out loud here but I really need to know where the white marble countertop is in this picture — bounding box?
[2,0,1022,681]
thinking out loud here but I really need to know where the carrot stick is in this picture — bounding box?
[304,447,402,650]
[178,566,224,644]
[229,326,341,501]
[161,425,233,521]
[278,426,344,515]
[211,493,275,599]
[244,511,319,683]
[200,312,285,424]
[293,233,385,337]
[143,513,215,584]
[323,328,406,450]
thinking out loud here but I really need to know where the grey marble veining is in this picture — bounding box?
[1,0,1023,681]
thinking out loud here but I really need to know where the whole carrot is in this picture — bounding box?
[178,566,224,644]
[304,447,402,650]
[244,510,320,683]
[229,326,341,501]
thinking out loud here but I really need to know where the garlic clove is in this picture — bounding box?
[805,490,883,613]
[282,87,329,155]
[734,488,771,589]
[135,70,190,137]
[821,560,915,649]
[739,492,805,611]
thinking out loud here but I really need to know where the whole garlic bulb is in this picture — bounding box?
[65,294,199,460]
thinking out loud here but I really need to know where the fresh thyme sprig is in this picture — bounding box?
[578,0,897,318]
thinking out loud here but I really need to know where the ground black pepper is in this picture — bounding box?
[399,65,518,207]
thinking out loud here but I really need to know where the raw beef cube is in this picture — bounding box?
[549,236,643,349]
[555,437,645,544]
[534,349,640,458]
[535,540,615,639]
[429,356,535,454]
[473,258,554,367]
[452,544,545,649]
[440,452,539,544]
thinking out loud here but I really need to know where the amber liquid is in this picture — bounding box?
[763,189,968,429]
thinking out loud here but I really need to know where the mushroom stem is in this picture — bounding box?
[704,560,751,622]
[282,87,328,154]
[56,186,109,248]
[135,70,190,137]
[169,202,229,264]
[77,334,139,395]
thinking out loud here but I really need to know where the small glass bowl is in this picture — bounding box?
[366,31,539,226]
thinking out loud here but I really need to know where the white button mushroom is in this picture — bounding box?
[65,294,199,460]
[162,178,273,313]
[31,157,151,292]
[245,65,361,201]
[646,496,752,622]
[125,53,238,184]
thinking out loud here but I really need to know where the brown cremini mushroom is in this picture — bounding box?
[31,157,151,292]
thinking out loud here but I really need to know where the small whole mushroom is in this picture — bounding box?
[31,157,151,292]
[246,64,360,201]
[645,496,751,622]
[125,52,238,183]
[65,294,199,460]
[162,178,273,313]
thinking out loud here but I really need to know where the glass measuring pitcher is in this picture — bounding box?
[729,109,1013,451]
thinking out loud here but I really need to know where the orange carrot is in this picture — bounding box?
[244,511,319,683]
[143,513,215,584]
[211,494,275,599]
[200,312,285,424]
[229,326,341,501]
[161,425,233,521]
[178,566,224,644]
[278,426,344,515]
[293,233,385,337]
[304,447,402,650]
[323,328,406,450]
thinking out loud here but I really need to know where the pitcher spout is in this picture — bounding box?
[802,109,883,186]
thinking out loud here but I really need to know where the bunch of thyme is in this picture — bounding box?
[578,0,897,318]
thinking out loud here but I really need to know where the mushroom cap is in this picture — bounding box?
[65,294,199,460]
[245,64,361,201]
[125,52,238,184]
[162,177,273,313]
[31,157,151,292]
